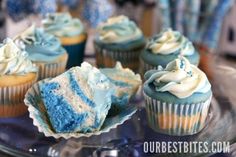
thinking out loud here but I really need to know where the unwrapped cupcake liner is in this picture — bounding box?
[0,75,37,117]
[35,53,68,80]
[95,44,143,72]
[144,92,212,136]
[24,79,137,139]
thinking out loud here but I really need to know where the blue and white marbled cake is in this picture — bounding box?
[39,62,114,133]
[100,62,142,106]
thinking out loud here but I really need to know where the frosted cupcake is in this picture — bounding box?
[39,62,113,133]
[14,25,68,80]
[94,15,146,72]
[100,62,142,106]
[140,28,200,74]
[43,12,86,68]
[143,57,212,135]
[0,39,38,117]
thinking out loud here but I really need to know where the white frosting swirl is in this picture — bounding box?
[147,28,195,56]
[97,15,143,43]
[146,57,211,98]
[43,13,84,37]
[0,38,37,75]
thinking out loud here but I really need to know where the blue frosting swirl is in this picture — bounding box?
[15,25,66,62]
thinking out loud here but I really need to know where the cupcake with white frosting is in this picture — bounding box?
[0,38,38,117]
[143,57,212,135]
[140,28,200,74]
[94,15,146,72]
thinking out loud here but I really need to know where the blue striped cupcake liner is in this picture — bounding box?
[0,74,38,117]
[24,79,137,139]
[144,92,212,136]
[95,44,143,72]
[35,53,68,80]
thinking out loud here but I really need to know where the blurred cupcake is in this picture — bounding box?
[15,25,68,80]
[143,57,212,135]
[0,38,38,117]
[94,15,146,72]
[140,28,200,75]
[43,12,86,68]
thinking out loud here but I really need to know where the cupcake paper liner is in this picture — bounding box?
[35,53,68,80]
[24,79,137,139]
[95,44,143,72]
[144,92,212,136]
[0,75,37,117]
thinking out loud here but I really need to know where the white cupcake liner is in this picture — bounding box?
[144,92,212,136]
[95,44,143,71]
[0,75,37,117]
[24,79,137,139]
[35,53,68,80]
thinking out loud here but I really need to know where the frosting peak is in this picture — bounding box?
[145,57,211,98]
[147,28,195,56]
[97,15,143,43]
[0,38,37,75]
[43,13,84,37]
[14,25,66,62]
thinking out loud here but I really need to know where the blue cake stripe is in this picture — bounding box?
[40,82,88,133]
[68,72,96,108]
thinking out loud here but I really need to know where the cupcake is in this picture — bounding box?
[14,25,68,80]
[94,15,146,72]
[100,62,142,106]
[0,38,38,117]
[42,12,86,68]
[39,62,114,133]
[143,57,212,135]
[140,28,200,75]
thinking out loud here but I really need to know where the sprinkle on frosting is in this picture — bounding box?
[0,38,37,75]
[97,15,143,43]
[42,12,84,37]
[147,28,195,56]
[145,57,211,98]
[14,25,66,62]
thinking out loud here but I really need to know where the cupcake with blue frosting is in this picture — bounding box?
[140,28,200,74]
[0,38,38,117]
[39,62,114,133]
[94,15,146,72]
[143,57,212,135]
[15,25,68,80]
[42,12,86,68]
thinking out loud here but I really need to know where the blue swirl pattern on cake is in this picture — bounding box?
[100,62,141,106]
[39,62,113,133]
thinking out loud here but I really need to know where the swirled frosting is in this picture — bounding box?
[0,38,37,75]
[145,57,211,98]
[14,25,66,62]
[42,13,84,37]
[97,15,143,43]
[147,28,195,56]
